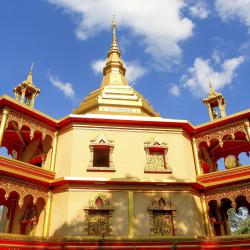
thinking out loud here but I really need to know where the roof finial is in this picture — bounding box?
[112,15,117,38]
[27,62,34,84]
[109,15,119,54]
[206,75,215,94]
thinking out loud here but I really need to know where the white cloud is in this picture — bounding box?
[47,0,194,67]
[91,59,146,84]
[91,60,106,75]
[49,75,75,98]
[183,55,244,96]
[211,49,224,64]
[169,84,181,96]
[215,0,250,30]
[189,1,209,19]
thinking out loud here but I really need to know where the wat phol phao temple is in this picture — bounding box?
[0,19,250,249]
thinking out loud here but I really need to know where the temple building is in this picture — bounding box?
[0,19,250,249]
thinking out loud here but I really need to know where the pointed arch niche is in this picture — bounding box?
[148,196,176,236]
[144,138,171,173]
[84,195,114,236]
[87,134,115,172]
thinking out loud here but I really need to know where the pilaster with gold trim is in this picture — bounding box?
[50,131,58,172]
[192,138,202,176]
[43,191,53,237]
[128,191,135,238]
[200,194,211,237]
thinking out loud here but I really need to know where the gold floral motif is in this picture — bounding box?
[0,174,48,207]
[205,182,250,205]
[7,111,54,140]
[84,194,114,236]
[144,138,169,172]
[196,121,248,147]
[148,196,176,236]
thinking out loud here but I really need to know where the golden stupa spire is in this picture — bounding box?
[73,17,159,117]
[109,15,120,55]
[101,16,128,87]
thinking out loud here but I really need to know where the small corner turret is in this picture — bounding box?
[13,64,40,108]
[203,81,226,121]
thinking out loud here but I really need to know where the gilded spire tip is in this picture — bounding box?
[27,62,34,83]
[111,15,117,37]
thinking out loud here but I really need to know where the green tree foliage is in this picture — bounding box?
[228,207,250,235]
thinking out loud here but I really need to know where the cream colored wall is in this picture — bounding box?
[49,189,204,237]
[133,191,205,237]
[49,192,70,236]
[54,129,74,177]
[49,190,129,237]
[54,124,196,181]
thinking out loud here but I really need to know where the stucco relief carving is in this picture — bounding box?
[144,138,170,172]
[0,174,48,207]
[84,194,114,236]
[7,111,54,140]
[205,183,250,205]
[148,196,176,236]
[195,121,248,147]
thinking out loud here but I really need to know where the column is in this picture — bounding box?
[128,191,135,238]
[218,101,226,117]
[30,93,36,108]
[201,195,211,237]
[42,191,53,237]
[50,131,58,172]
[244,121,250,141]
[0,108,9,147]
[7,198,17,233]
[20,89,26,104]
[215,201,225,236]
[207,104,214,120]
[192,138,202,176]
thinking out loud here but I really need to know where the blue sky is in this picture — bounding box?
[0,0,249,124]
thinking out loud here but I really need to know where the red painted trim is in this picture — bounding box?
[0,96,57,128]
[0,237,250,249]
[197,166,250,185]
[1,96,249,137]
[86,168,116,172]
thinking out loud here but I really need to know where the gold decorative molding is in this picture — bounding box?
[195,121,248,147]
[148,196,176,236]
[204,182,250,205]
[7,111,54,140]
[0,174,48,207]
[84,194,114,236]
[144,138,170,173]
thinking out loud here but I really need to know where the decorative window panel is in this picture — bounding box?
[148,197,176,236]
[144,138,171,173]
[84,195,114,236]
